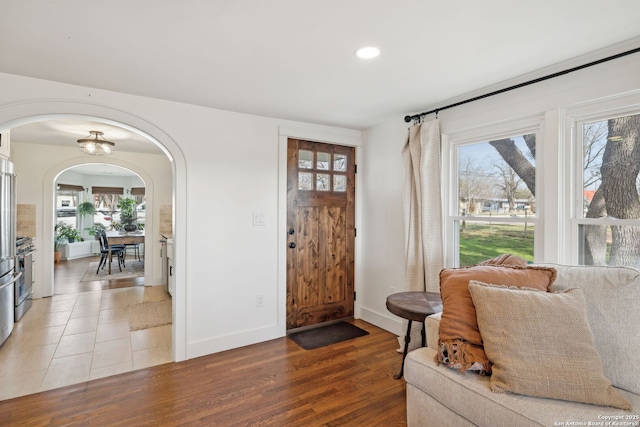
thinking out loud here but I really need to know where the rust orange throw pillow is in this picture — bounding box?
[437,265,556,375]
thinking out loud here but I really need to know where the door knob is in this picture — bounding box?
[288,242,296,249]
[288,228,295,235]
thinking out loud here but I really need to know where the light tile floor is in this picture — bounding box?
[0,285,172,401]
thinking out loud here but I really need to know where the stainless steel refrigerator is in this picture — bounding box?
[0,158,19,347]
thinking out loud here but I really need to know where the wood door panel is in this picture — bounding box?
[296,303,350,328]
[323,207,346,305]
[287,138,355,330]
[297,206,320,308]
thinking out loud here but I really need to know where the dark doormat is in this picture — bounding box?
[288,321,369,350]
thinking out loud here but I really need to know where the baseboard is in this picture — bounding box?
[186,323,284,359]
[186,309,404,360]
[359,306,403,336]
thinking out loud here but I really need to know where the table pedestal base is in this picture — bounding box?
[394,319,426,379]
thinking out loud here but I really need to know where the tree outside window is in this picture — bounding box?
[455,133,536,267]
[579,113,640,268]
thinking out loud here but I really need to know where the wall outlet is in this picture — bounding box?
[256,294,265,307]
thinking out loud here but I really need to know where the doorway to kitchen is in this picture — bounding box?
[0,112,181,400]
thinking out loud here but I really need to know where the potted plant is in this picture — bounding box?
[77,201,96,217]
[54,222,67,263]
[68,227,82,243]
[85,223,106,238]
[76,201,97,240]
[56,223,82,243]
[117,198,138,232]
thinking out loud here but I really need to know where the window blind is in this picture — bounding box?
[57,184,85,192]
[92,186,124,195]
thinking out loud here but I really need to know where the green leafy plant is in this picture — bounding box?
[55,223,82,245]
[117,198,137,224]
[110,220,124,231]
[77,201,96,217]
[85,223,106,237]
[54,223,63,251]
[54,222,68,251]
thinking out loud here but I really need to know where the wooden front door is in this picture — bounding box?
[286,139,356,330]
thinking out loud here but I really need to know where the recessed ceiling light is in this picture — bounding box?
[355,46,380,59]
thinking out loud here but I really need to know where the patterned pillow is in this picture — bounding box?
[437,265,556,374]
[468,281,631,410]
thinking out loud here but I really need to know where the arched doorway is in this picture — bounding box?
[0,103,187,364]
[53,163,148,294]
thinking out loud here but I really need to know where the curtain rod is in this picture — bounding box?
[403,46,640,123]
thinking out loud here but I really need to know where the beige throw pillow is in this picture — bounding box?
[468,281,631,410]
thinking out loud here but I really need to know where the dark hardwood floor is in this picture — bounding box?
[0,319,407,426]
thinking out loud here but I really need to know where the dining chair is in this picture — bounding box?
[96,230,126,273]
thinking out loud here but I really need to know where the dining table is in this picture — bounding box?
[105,230,145,274]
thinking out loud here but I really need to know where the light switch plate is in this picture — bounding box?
[253,212,265,226]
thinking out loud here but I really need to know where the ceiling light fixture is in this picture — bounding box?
[77,131,115,156]
[355,46,380,59]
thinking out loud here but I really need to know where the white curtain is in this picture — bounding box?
[399,119,444,350]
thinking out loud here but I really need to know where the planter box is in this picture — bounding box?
[60,240,100,260]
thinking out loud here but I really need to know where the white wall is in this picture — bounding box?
[358,46,640,336]
[0,71,361,361]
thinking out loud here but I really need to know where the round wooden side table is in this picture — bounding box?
[386,291,443,379]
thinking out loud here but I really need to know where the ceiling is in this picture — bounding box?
[2,1,640,157]
[60,163,139,179]
[10,120,164,155]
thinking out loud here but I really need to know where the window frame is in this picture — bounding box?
[443,116,544,267]
[566,94,640,265]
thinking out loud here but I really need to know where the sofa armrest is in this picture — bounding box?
[426,312,441,350]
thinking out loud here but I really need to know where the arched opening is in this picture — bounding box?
[53,163,149,294]
[0,103,187,398]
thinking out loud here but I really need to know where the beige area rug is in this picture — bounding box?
[81,261,144,282]
[129,300,172,331]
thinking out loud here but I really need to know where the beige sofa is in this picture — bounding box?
[405,264,640,427]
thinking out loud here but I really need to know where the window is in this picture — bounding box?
[56,187,81,227]
[447,126,540,267]
[574,111,640,267]
[297,149,348,193]
[443,95,640,269]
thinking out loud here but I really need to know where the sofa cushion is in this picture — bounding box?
[541,264,640,395]
[476,254,528,267]
[405,347,638,427]
[468,281,631,410]
[425,312,441,351]
[437,265,556,374]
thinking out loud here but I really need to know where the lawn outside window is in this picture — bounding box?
[444,120,542,268]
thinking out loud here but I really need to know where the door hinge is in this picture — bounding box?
[354,291,356,301]
[354,164,358,174]
[354,228,357,237]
